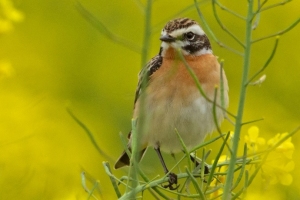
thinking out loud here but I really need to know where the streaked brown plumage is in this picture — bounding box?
[115,18,229,190]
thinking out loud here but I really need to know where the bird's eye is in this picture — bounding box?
[185,32,195,40]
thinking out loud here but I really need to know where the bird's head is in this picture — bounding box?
[160,18,212,57]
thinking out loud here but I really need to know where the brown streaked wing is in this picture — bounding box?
[134,54,163,105]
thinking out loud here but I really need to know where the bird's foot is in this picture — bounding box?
[162,172,180,190]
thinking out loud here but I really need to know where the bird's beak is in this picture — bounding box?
[160,35,176,43]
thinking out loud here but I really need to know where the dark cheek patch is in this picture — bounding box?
[183,35,211,54]
[183,43,201,54]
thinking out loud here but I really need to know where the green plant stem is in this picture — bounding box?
[140,1,152,69]
[193,0,243,56]
[252,17,300,43]
[75,2,141,53]
[222,1,254,199]
[137,168,170,199]
[120,170,228,199]
[205,132,230,192]
[66,108,112,162]
[175,129,192,170]
[129,0,152,197]
[102,162,121,198]
[214,0,245,20]
[212,0,245,48]
[178,50,235,118]
[81,172,100,200]
[247,37,279,85]
[260,0,292,12]
[127,120,138,196]
[186,168,207,200]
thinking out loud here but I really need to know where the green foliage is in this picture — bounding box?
[94,0,299,199]
[0,0,300,199]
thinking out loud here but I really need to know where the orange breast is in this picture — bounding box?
[147,53,223,103]
[132,51,229,152]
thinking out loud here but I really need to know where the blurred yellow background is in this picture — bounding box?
[0,0,299,199]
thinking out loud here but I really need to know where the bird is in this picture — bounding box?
[114,17,229,190]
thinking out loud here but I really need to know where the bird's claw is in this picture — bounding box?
[162,172,180,190]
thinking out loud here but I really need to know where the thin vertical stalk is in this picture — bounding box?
[140,0,152,68]
[129,0,152,197]
[222,1,254,199]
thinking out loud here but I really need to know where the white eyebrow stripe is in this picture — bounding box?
[169,24,205,38]
[161,29,167,36]
[186,24,205,35]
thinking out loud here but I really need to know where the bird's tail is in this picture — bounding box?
[114,147,147,169]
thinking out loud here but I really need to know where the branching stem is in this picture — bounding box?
[222,1,254,199]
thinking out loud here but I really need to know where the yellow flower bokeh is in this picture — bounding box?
[0,0,299,199]
[244,126,266,153]
[267,133,294,159]
[0,0,24,33]
[209,155,229,199]
[261,132,295,186]
[0,60,14,79]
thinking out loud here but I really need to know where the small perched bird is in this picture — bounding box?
[115,17,229,189]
